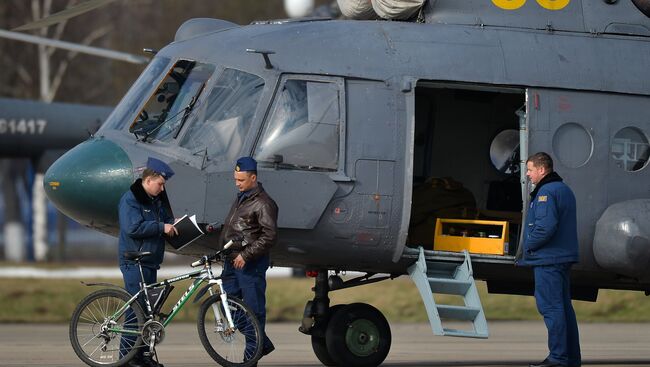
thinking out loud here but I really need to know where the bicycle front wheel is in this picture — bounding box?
[197,295,263,367]
[69,288,145,367]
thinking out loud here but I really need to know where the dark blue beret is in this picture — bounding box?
[147,157,175,179]
[235,156,257,172]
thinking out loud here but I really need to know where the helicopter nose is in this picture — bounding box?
[44,138,134,229]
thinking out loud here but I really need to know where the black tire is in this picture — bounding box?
[311,304,345,366]
[197,295,263,367]
[312,334,334,366]
[69,288,145,367]
[325,303,391,367]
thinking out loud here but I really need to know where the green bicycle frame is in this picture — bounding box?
[106,267,217,334]
[161,272,206,326]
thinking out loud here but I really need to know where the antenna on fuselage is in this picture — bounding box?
[246,49,276,69]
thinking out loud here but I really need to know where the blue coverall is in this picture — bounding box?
[518,172,581,367]
[117,179,173,359]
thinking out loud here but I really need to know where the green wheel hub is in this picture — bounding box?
[344,319,380,357]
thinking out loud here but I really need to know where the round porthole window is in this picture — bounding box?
[611,127,650,172]
[552,122,593,168]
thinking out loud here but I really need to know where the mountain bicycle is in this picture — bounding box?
[69,241,262,367]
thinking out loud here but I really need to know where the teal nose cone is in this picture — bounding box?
[44,138,134,232]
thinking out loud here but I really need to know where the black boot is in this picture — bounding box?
[141,356,164,367]
[529,358,565,367]
[262,341,275,356]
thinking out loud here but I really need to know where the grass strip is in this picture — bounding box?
[1,278,649,323]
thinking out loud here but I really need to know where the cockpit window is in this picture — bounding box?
[129,60,215,142]
[100,57,170,131]
[180,68,264,163]
[254,79,340,171]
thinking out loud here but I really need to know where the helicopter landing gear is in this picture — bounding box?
[311,304,344,366]
[325,303,391,367]
[302,271,392,367]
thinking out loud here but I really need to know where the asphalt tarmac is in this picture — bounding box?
[1,322,649,367]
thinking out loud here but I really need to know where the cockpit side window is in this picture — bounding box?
[254,79,341,171]
[129,60,215,142]
[179,68,264,163]
[99,57,171,132]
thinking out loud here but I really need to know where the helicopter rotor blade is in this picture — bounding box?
[12,0,118,32]
[0,29,148,64]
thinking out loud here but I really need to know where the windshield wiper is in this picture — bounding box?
[137,108,186,142]
[137,83,206,142]
[173,82,206,140]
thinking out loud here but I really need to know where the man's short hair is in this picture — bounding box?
[527,152,554,171]
[142,168,162,180]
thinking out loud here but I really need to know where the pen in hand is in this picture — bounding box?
[164,223,178,236]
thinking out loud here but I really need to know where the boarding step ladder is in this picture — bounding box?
[407,246,488,338]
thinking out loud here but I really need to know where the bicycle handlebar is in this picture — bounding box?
[190,258,205,268]
[191,240,234,267]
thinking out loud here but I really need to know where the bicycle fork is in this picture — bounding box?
[207,279,237,334]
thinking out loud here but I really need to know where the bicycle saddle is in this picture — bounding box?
[123,251,153,262]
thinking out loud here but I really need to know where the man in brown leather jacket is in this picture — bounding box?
[219,156,278,364]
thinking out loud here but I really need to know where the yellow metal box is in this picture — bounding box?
[433,218,509,255]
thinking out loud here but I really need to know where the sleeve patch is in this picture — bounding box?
[538,195,547,202]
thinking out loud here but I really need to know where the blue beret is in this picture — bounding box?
[147,157,175,179]
[235,156,257,172]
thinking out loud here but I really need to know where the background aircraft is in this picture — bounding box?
[0,0,147,262]
[0,97,110,161]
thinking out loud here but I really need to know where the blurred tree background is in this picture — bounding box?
[0,0,331,105]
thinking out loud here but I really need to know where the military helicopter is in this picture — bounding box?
[31,0,650,365]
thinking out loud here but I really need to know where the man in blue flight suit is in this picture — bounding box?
[518,152,581,367]
[219,157,277,365]
[118,157,177,367]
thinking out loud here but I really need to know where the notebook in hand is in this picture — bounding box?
[166,214,204,250]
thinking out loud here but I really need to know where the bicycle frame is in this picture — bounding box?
[105,261,234,335]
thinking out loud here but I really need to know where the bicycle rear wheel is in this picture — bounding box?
[197,295,263,367]
[69,288,145,367]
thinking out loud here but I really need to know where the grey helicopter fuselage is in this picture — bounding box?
[44,0,650,298]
